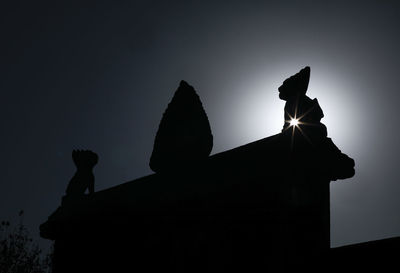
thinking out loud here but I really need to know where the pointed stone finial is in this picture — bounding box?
[149,81,213,172]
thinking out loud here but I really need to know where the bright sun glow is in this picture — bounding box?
[290,118,299,127]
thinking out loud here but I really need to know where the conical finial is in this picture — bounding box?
[149,81,213,172]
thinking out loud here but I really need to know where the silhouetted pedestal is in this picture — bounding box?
[40,132,355,273]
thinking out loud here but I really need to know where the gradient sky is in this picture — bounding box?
[1,1,399,250]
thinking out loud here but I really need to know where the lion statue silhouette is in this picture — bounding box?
[65,150,98,196]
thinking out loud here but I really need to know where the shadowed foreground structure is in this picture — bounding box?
[40,73,397,272]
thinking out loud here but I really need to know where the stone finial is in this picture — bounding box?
[150,81,213,172]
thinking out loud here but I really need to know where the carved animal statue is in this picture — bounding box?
[279,66,328,142]
[65,150,98,195]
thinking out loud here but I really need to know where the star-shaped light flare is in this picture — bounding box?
[283,102,318,149]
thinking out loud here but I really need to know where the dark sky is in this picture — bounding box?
[1,0,400,250]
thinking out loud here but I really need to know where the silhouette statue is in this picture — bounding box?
[279,66,355,180]
[65,150,98,196]
[279,66,327,144]
[149,80,213,172]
